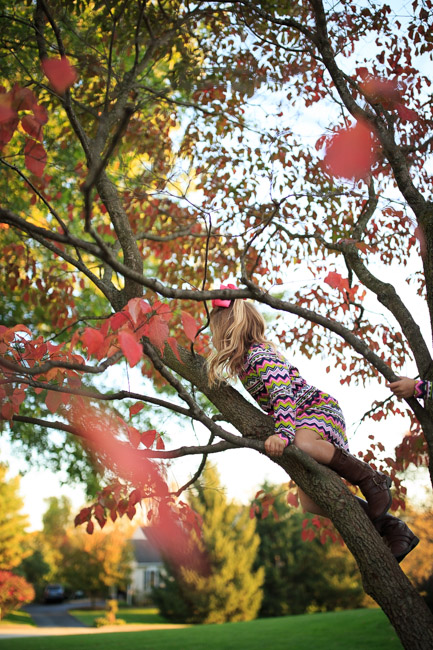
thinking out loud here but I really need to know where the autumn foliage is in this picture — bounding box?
[0,1,433,643]
[0,571,34,619]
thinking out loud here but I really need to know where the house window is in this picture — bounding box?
[144,569,156,593]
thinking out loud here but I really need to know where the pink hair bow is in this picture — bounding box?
[212,283,238,308]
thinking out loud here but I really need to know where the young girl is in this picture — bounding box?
[208,291,419,562]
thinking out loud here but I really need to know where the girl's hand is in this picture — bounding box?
[386,377,417,399]
[264,434,287,457]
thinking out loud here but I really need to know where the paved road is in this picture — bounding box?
[24,601,88,628]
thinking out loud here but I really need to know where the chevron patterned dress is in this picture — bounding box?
[239,343,349,450]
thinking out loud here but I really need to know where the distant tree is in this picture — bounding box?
[153,463,263,624]
[398,505,433,610]
[42,496,72,541]
[17,531,57,600]
[253,482,364,616]
[0,463,29,570]
[0,570,34,619]
[59,523,132,600]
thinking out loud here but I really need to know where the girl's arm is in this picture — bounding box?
[387,377,432,400]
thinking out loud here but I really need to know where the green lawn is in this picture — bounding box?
[0,608,403,650]
[0,611,35,627]
[69,606,168,626]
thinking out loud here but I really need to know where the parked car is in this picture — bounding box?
[43,583,65,603]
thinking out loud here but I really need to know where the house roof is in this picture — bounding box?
[130,528,163,564]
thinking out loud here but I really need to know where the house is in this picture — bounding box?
[127,526,164,605]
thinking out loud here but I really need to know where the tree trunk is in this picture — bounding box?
[277,449,433,650]
[162,345,433,649]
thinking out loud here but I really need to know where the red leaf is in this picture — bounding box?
[41,56,78,94]
[118,331,142,367]
[142,429,156,448]
[74,507,92,526]
[24,139,47,177]
[147,316,169,353]
[11,86,37,111]
[94,504,106,529]
[86,520,94,534]
[324,271,344,290]
[21,115,43,141]
[182,312,199,342]
[0,401,13,420]
[287,492,299,508]
[81,327,104,356]
[128,427,141,449]
[0,96,16,123]
[322,120,378,180]
[45,390,64,414]
[129,488,143,507]
[126,298,151,325]
[156,435,165,450]
[109,312,128,331]
[32,103,48,125]
[396,104,418,122]
[129,402,144,417]
[127,504,136,520]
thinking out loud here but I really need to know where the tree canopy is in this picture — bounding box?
[1,1,433,646]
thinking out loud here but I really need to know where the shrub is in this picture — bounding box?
[0,571,35,619]
[93,599,126,627]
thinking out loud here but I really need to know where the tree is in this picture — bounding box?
[0,571,34,619]
[42,496,72,544]
[397,504,433,610]
[59,523,132,600]
[0,1,433,646]
[253,482,364,616]
[153,463,263,623]
[0,463,29,570]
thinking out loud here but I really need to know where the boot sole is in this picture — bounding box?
[371,475,393,523]
[395,535,420,563]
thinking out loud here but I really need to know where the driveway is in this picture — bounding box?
[0,600,188,641]
[24,600,90,628]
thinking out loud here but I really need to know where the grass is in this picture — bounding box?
[0,608,403,650]
[0,611,35,627]
[69,607,168,626]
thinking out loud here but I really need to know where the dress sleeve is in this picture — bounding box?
[249,351,296,445]
[414,380,433,401]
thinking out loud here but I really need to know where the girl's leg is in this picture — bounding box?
[297,487,326,516]
[295,427,391,521]
[294,427,335,464]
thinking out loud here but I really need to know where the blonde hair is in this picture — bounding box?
[207,300,271,385]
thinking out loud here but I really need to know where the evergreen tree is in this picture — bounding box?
[153,464,263,623]
[254,482,364,616]
[0,463,29,570]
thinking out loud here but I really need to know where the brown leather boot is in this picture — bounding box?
[328,447,392,521]
[355,497,419,563]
